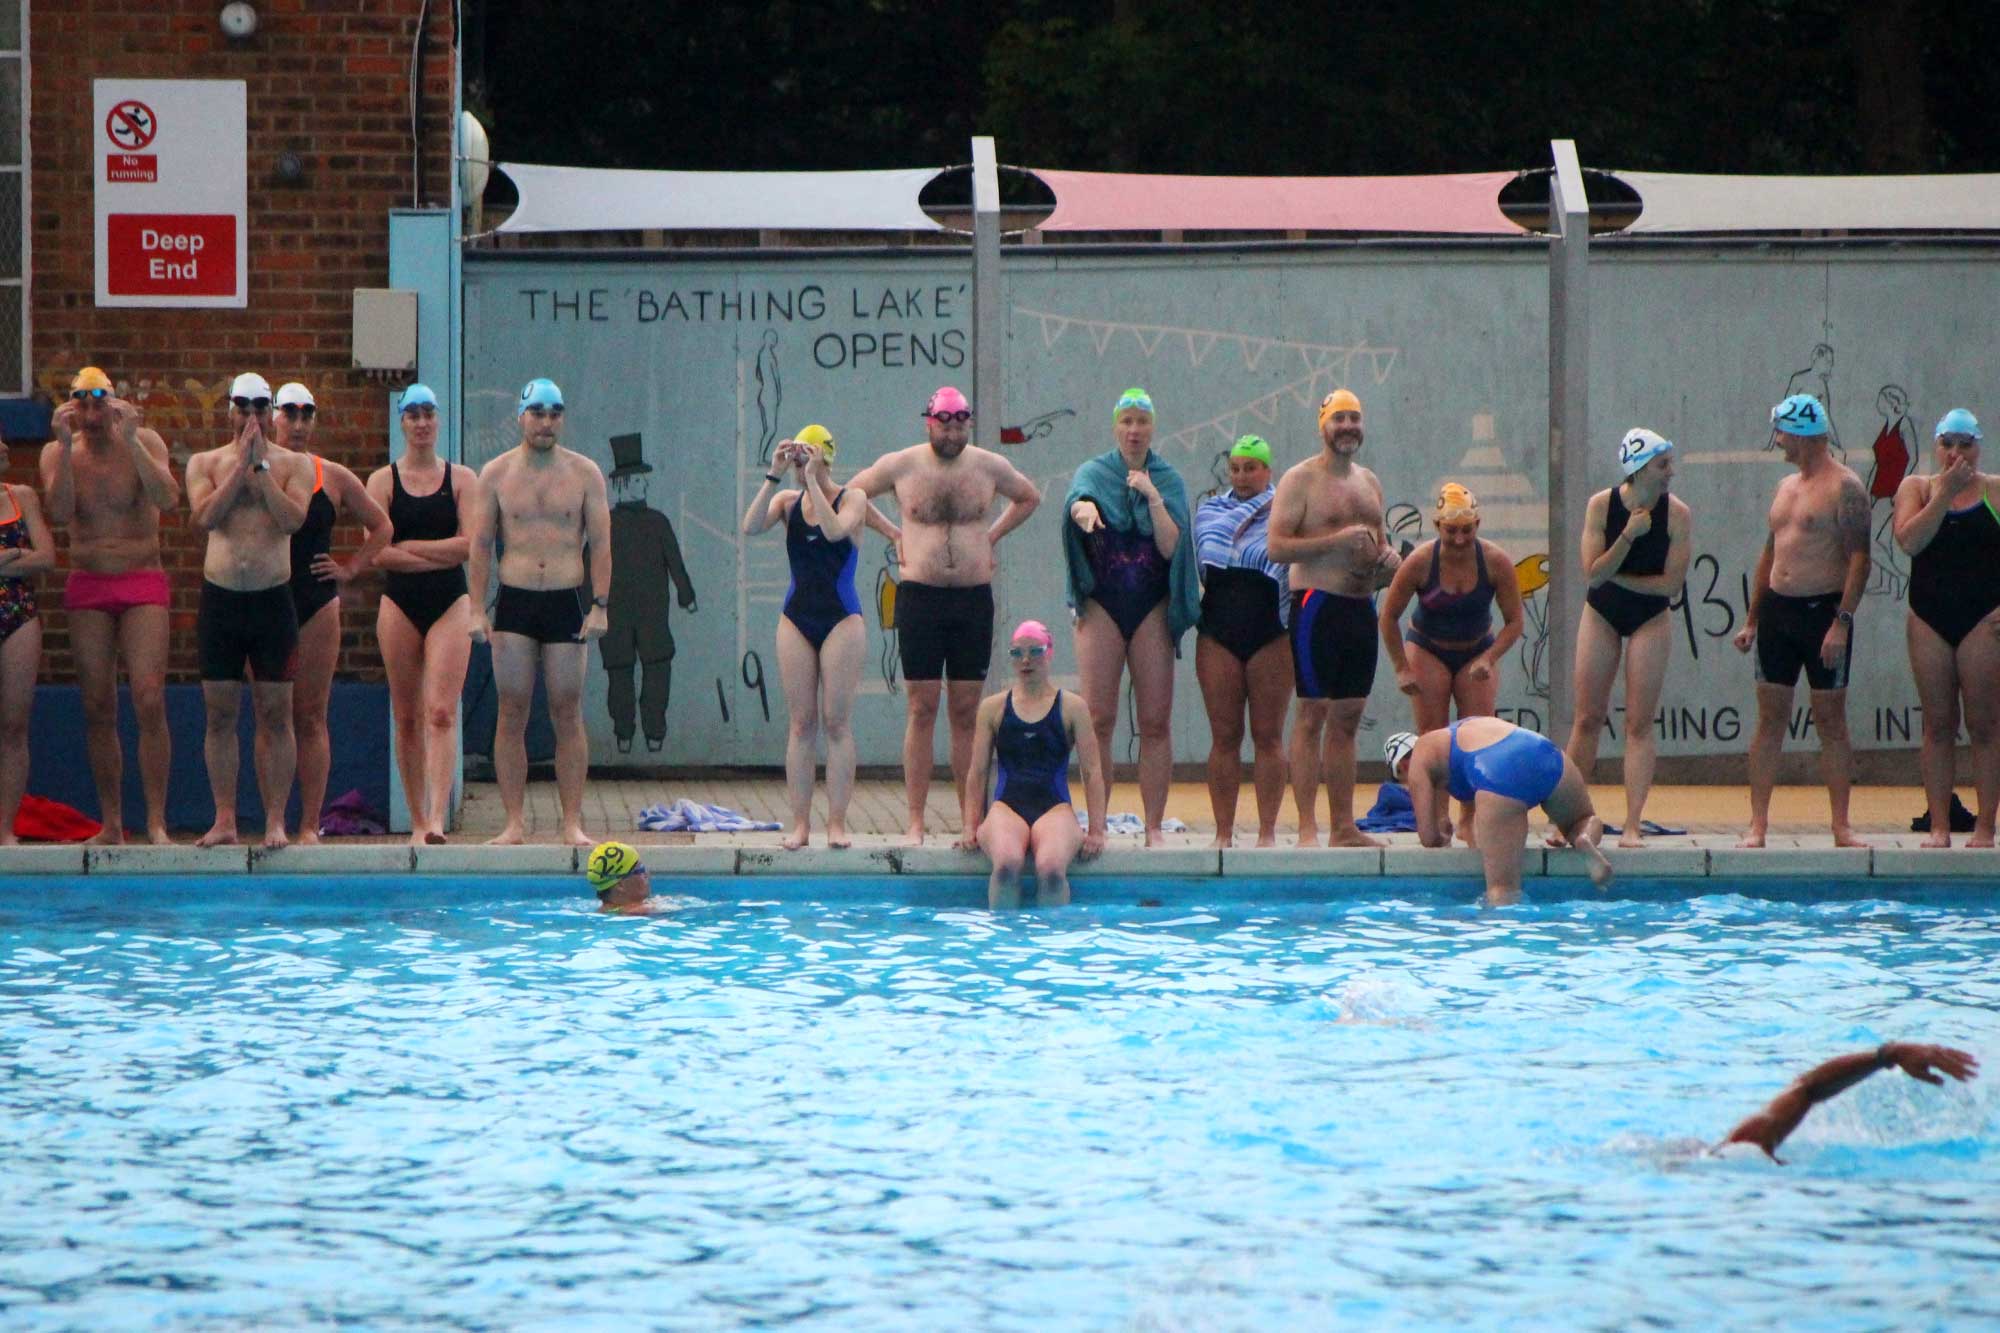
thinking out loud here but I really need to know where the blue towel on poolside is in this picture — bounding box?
[1356,782,1417,834]
[637,800,782,833]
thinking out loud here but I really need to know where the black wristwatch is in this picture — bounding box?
[1835,610,1854,628]
[592,595,610,609]
[252,459,270,473]
[764,472,782,484]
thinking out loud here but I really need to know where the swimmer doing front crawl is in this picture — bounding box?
[1720,1043,1977,1163]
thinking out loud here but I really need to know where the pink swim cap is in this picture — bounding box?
[925,385,970,418]
[1012,619,1053,648]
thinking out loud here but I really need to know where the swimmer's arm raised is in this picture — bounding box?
[1892,472,1954,557]
[186,450,248,532]
[255,452,314,534]
[986,458,1041,546]
[125,418,181,512]
[740,464,791,535]
[1581,491,1632,587]
[845,451,902,502]
[1721,1043,1979,1162]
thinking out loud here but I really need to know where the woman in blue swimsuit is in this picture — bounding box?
[961,621,1108,908]
[1386,718,1611,904]
[743,425,897,851]
[1062,388,1200,846]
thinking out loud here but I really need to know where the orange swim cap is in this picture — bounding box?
[72,366,113,393]
[1434,483,1479,521]
[1318,388,1362,429]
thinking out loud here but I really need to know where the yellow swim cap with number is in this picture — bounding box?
[586,841,643,893]
[1318,388,1362,429]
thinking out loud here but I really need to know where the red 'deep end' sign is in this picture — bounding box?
[105,214,237,297]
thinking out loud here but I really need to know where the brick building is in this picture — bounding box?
[11,0,457,683]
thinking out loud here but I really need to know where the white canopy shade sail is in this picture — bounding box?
[1614,170,2000,233]
[495,163,948,233]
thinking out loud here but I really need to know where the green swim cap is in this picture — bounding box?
[1114,387,1154,419]
[1230,434,1272,465]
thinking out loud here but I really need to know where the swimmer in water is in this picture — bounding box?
[1386,719,1612,904]
[1720,1042,1978,1163]
[586,840,656,915]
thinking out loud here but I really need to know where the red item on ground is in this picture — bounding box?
[13,794,103,842]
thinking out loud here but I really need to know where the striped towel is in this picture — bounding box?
[637,800,782,833]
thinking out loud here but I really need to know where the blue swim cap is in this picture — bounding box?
[1770,393,1828,437]
[399,383,437,413]
[519,377,564,414]
[1935,408,1982,441]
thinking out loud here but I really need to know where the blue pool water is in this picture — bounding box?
[2,877,1996,1329]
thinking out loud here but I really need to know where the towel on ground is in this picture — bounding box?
[318,789,387,837]
[12,794,101,842]
[1079,811,1189,834]
[638,800,782,833]
[1356,782,1417,834]
[1062,448,1202,649]
[1910,794,1976,834]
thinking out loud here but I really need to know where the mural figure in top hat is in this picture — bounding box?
[601,432,697,753]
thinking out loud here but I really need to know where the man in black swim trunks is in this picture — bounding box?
[848,387,1041,844]
[183,372,316,849]
[467,378,613,847]
[1731,394,1871,848]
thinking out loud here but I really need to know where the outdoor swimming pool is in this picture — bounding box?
[3,876,1994,1329]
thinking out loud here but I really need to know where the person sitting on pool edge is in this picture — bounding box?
[1721,1042,1978,1162]
[586,840,654,914]
[960,620,1109,909]
[1384,720,1612,904]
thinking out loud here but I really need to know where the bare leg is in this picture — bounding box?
[70,610,126,843]
[1245,636,1293,846]
[197,682,242,846]
[817,616,866,849]
[1617,613,1672,847]
[1125,606,1175,845]
[290,600,340,843]
[486,631,539,844]
[1471,794,1530,906]
[1073,600,1130,807]
[1559,605,1623,845]
[902,680,941,844]
[1739,682,1793,847]
[1321,698,1379,847]
[120,605,173,843]
[1908,612,1961,848]
[1289,698,1330,846]
[1409,642,1466,840]
[1029,803,1085,906]
[978,800,1030,909]
[251,681,296,850]
[1195,634,1248,847]
[1543,761,1612,887]
[378,598,432,845]
[1809,687,1864,847]
[1959,613,2000,847]
[543,641,592,846]
[0,619,42,844]
[775,616,823,850]
[418,599,472,840]
[945,681,983,822]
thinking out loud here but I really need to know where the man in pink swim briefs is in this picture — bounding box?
[39,367,182,843]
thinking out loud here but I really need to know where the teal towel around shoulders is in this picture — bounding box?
[1061,448,1203,649]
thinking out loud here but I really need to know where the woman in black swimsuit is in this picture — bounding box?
[365,385,479,845]
[272,383,390,843]
[1893,408,2000,847]
[1563,428,1692,848]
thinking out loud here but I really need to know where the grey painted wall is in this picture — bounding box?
[462,243,1997,767]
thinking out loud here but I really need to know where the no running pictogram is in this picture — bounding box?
[105,100,158,151]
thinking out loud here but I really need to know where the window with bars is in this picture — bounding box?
[0,0,22,397]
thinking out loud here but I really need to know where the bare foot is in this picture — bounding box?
[1144,828,1166,848]
[1618,828,1644,850]
[563,826,594,848]
[903,823,926,847]
[87,826,126,846]
[1736,827,1766,849]
[262,828,289,851]
[0,834,16,846]
[1542,827,1569,848]
[487,825,526,846]
[781,825,810,851]
[1831,826,1868,849]
[1295,826,1321,848]
[1327,826,1384,849]
[1584,847,1615,888]
[196,824,238,848]
[295,829,320,846]
[146,825,173,846]
[425,831,447,845]
[827,825,852,850]
[1970,827,1995,848]
[1920,830,1951,849]
[408,829,429,848]
[1211,831,1233,849]
[1255,831,1277,848]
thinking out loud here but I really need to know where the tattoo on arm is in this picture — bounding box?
[1836,479,1871,556]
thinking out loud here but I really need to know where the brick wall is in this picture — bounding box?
[15,0,457,682]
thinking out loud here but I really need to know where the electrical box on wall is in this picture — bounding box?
[352,288,418,370]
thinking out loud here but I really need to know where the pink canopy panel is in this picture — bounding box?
[1030,168,1525,234]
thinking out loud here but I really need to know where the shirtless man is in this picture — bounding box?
[848,386,1041,843]
[467,378,611,846]
[184,373,316,848]
[1732,393,1871,848]
[1267,389,1401,846]
[39,367,181,843]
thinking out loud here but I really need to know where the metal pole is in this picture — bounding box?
[1547,139,1590,750]
[970,136,1002,450]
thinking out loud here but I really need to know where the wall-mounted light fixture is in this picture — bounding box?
[219,2,259,40]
